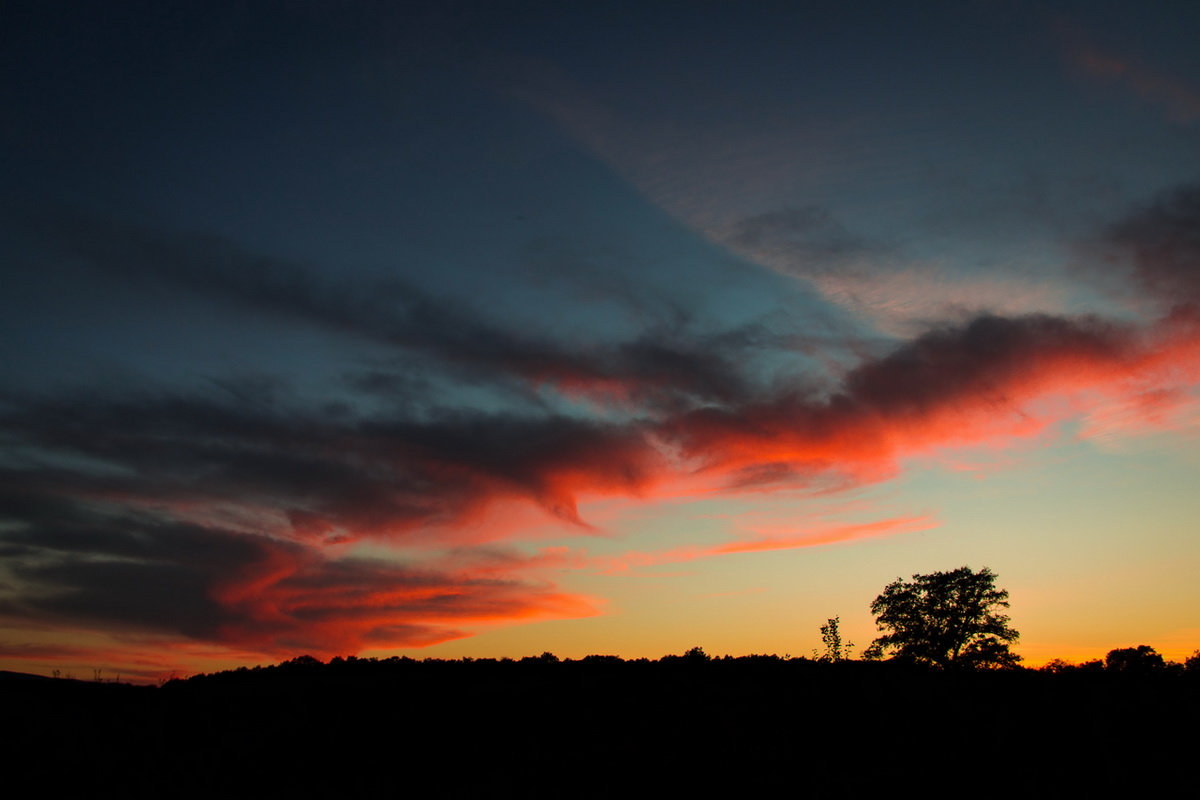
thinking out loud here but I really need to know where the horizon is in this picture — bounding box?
[7,639,1193,687]
[3,1,1200,684]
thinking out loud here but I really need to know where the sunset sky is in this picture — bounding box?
[4,1,1200,681]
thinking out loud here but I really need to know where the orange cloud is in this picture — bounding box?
[659,312,1200,498]
[207,549,604,658]
[712,515,938,554]
[597,514,936,574]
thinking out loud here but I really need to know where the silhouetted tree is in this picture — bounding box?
[816,616,853,661]
[863,566,1020,668]
[1104,645,1165,674]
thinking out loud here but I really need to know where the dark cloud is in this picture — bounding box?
[0,487,294,640]
[662,311,1157,490]
[0,385,661,538]
[1107,182,1200,308]
[0,486,592,655]
[840,313,1131,416]
[12,206,764,406]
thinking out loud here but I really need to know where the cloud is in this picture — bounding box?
[0,389,669,537]
[6,303,1181,552]
[13,206,766,407]
[724,207,1074,333]
[3,299,1196,659]
[711,515,937,554]
[1105,183,1200,309]
[7,304,1195,541]
[0,487,599,658]
[6,189,1200,663]
[663,307,1200,496]
[597,514,936,574]
[512,67,1080,333]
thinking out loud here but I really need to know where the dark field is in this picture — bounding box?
[5,655,1196,797]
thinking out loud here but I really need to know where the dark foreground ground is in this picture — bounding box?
[5,655,1196,797]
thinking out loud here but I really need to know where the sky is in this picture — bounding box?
[3,0,1200,681]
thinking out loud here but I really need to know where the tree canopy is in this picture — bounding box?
[1105,645,1165,674]
[864,566,1020,668]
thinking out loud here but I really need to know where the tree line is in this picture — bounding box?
[809,565,1198,674]
[6,566,1197,795]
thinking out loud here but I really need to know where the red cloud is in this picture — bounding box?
[209,552,602,658]
[659,313,1200,495]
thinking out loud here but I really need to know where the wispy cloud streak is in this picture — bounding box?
[596,515,937,574]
